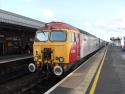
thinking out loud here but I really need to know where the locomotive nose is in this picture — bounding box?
[28,63,36,72]
[53,65,63,76]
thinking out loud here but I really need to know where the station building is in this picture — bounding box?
[110,37,121,46]
[0,9,45,56]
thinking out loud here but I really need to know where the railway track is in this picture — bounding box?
[22,48,102,94]
[0,48,103,94]
[0,60,76,94]
[0,57,33,84]
[21,57,92,94]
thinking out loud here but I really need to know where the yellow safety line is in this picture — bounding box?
[89,47,108,94]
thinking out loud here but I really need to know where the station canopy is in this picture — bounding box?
[0,9,45,29]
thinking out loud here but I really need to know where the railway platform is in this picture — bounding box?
[45,47,107,94]
[0,54,33,64]
[45,45,125,94]
[89,45,125,94]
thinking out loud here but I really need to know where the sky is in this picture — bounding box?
[0,0,125,41]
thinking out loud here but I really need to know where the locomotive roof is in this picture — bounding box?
[41,22,97,38]
[41,22,78,31]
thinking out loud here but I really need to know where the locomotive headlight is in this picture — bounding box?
[34,56,39,61]
[59,57,64,62]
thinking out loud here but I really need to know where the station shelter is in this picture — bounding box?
[0,9,45,56]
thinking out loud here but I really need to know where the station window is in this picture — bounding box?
[70,32,76,42]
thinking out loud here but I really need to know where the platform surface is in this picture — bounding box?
[94,46,125,94]
[46,47,106,94]
[0,54,33,64]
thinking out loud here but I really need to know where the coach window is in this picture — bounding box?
[70,32,76,42]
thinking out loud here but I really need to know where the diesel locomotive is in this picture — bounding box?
[28,22,105,76]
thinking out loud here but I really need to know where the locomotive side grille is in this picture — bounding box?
[42,48,52,61]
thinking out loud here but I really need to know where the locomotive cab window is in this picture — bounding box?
[50,30,66,41]
[70,32,76,42]
[35,31,49,41]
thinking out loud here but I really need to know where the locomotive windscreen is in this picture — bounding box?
[35,30,66,42]
[50,30,66,41]
[35,31,49,41]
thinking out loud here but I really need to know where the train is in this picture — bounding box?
[121,37,125,51]
[28,22,106,76]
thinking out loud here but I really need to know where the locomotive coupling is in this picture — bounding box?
[53,65,64,76]
[28,63,36,72]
